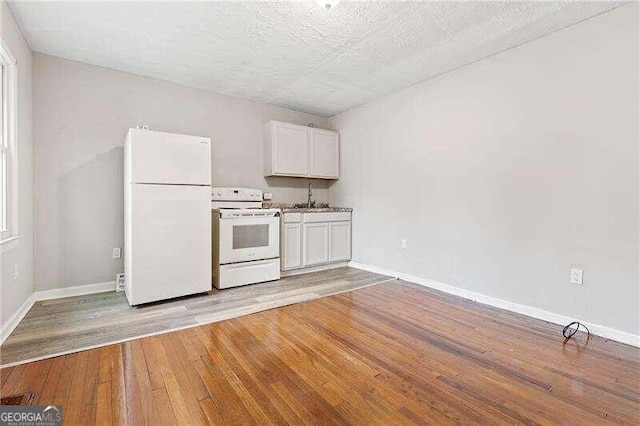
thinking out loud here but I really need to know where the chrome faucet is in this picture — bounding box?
[307,182,314,208]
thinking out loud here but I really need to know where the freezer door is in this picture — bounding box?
[127,184,211,305]
[127,128,211,185]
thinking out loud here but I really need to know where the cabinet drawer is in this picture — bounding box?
[303,212,351,223]
[283,213,302,223]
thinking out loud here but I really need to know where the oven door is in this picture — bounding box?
[218,215,280,264]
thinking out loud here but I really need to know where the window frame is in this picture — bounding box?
[0,37,19,252]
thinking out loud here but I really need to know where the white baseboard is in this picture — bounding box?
[0,281,116,345]
[0,293,36,345]
[281,262,349,277]
[349,261,640,348]
[34,281,116,301]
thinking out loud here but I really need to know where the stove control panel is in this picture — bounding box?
[212,187,263,202]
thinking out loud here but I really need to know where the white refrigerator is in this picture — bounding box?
[124,128,212,306]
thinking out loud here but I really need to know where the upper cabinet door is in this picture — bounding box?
[127,129,211,186]
[309,129,340,179]
[266,122,309,176]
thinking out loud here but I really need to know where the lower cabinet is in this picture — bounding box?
[282,222,302,270]
[329,221,351,262]
[282,212,351,271]
[303,222,329,266]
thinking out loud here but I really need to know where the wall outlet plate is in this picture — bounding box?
[112,247,121,259]
[115,273,125,292]
[570,269,583,285]
[401,238,407,249]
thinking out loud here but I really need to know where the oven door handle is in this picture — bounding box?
[224,258,278,269]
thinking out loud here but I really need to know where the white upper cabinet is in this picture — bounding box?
[309,128,340,179]
[264,121,339,179]
[264,121,309,176]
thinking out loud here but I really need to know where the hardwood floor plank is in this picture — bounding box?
[130,340,160,424]
[51,353,77,408]
[95,381,112,426]
[36,356,65,405]
[159,333,209,403]
[0,366,13,389]
[63,352,89,425]
[198,397,224,425]
[271,380,317,425]
[121,343,146,426]
[108,346,128,426]
[147,336,201,424]
[152,387,179,426]
[0,364,25,396]
[196,356,255,424]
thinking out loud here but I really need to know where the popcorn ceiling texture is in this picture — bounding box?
[9,1,625,116]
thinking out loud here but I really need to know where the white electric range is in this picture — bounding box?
[211,188,280,289]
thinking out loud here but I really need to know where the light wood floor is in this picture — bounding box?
[0,267,394,367]
[1,279,638,424]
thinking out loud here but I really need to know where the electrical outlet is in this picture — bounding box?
[13,264,18,281]
[570,269,583,285]
[112,247,121,259]
[115,273,125,292]
[401,238,407,249]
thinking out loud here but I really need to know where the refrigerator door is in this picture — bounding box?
[127,129,211,185]
[126,184,211,305]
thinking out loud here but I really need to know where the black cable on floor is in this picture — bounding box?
[562,321,591,343]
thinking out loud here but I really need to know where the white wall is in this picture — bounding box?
[33,54,329,292]
[329,4,639,335]
[0,3,34,331]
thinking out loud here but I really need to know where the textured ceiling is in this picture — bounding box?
[9,1,626,116]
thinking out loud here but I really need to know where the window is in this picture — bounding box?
[0,38,18,249]
[1,57,4,232]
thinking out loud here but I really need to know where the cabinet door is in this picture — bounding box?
[329,221,351,262]
[272,122,309,176]
[309,129,339,178]
[303,222,329,266]
[282,223,302,270]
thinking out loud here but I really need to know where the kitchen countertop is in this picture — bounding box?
[263,203,352,213]
[280,207,353,213]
